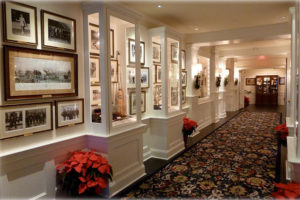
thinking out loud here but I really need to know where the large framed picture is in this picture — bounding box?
[90,86,101,106]
[182,71,187,87]
[152,42,161,64]
[90,56,100,84]
[171,44,178,63]
[181,50,186,69]
[129,91,146,115]
[155,65,162,83]
[111,59,118,83]
[128,38,145,65]
[110,29,114,58]
[89,23,99,55]
[171,87,178,106]
[4,46,78,101]
[246,78,256,86]
[126,67,149,88]
[55,99,84,128]
[0,102,53,140]
[41,10,76,52]
[2,1,37,46]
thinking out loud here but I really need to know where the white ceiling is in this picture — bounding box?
[124,1,294,34]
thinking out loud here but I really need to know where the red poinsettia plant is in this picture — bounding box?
[56,149,112,196]
[183,117,198,137]
[272,182,300,199]
[275,123,288,141]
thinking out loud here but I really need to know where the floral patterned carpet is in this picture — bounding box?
[125,111,280,198]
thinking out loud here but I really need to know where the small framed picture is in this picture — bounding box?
[181,50,186,69]
[91,105,101,123]
[41,10,76,52]
[89,23,99,55]
[56,99,84,128]
[126,67,136,88]
[128,39,145,65]
[153,84,162,110]
[0,102,53,140]
[2,1,37,46]
[182,71,187,87]
[110,29,114,58]
[90,56,100,84]
[152,42,161,64]
[141,67,149,88]
[111,59,118,83]
[182,87,186,104]
[279,77,285,85]
[246,78,256,86]
[129,91,146,115]
[155,65,162,83]
[171,87,178,106]
[90,85,101,106]
[171,44,178,63]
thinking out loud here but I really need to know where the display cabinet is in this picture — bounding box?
[256,75,278,105]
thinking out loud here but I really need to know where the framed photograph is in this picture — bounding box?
[128,38,145,65]
[90,85,101,105]
[171,87,178,106]
[110,29,114,58]
[41,10,76,52]
[56,99,84,128]
[171,44,178,63]
[152,42,161,64]
[111,59,118,83]
[141,67,149,88]
[0,102,52,140]
[182,71,187,87]
[129,91,146,115]
[155,65,162,83]
[2,1,37,46]
[90,56,100,84]
[182,88,186,104]
[279,77,285,85]
[89,23,99,55]
[4,46,78,101]
[181,50,186,69]
[246,78,256,86]
[153,84,162,110]
[91,105,101,123]
[126,67,136,88]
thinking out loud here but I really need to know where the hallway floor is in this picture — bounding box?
[119,107,282,198]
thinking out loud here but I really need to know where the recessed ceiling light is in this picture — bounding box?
[157,5,162,8]
[280,16,286,20]
[194,27,199,31]
[258,55,265,60]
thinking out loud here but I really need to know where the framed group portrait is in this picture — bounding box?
[0,102,53,140]
[41,10,76,52]
[2,1,38,46]
[128,38,145,65]
[129,91,146,115]
[4,46,78,101]
[55,99,84,128]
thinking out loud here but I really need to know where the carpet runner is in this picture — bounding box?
[125,111,280,198]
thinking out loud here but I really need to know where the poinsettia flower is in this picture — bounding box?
[98,164,111,174]
[87,180,98,188]
[89,154,98,161]
[74,163,83,173]
[78,177,86,183]
[95,177,107,189]
[78,183,87,194]
[92,162,101,168]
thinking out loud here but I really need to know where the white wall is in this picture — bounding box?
[242,68,286,105]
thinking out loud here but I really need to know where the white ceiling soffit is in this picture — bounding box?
[235,55,287,69]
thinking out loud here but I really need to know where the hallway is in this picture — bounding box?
[124,110,280,198]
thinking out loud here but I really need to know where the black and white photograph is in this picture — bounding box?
[141,67,149,88]
[171,87,178,106]
[182,88,186,104]
[127,67,136,88]
[130,91,146,115]
[181,50,186,69]
[25,108,47,128]
[56,99,84,128]
[153,84,162,110]
[153,42,161,64]
[111,60,118,83]
[182,71,187,87]
[0,103,53,139]
[3,2,37,45]
[41,10,76,51]
[155,65,162,83]
[90,57,100,83]
[5,111,23,131]
[171,44,179,63]
[90,86,101,105]
[128,39,145,65]
[89,23,100,55]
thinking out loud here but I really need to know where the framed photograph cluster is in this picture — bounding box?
[128,38,145,65]
[126,66,149,89]
[0,102,53,139]
[129,91,146,115]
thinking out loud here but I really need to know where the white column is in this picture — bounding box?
[210,47,218,122]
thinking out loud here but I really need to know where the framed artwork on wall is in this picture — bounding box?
[0,102,53,140]
[41,10,76,52]
[55,99,84,128]
[246,78,256,86]
[141,67,149,88]
[126,67,149,88]
[279,77,285,85]
[171,87,178,106]
[91,105,101,123]
[171,44,178,63]
[182,87,186,104]
[4,46,78,101]
[110,29,114,58]
[128,38,145,65]
[2,1,37,46]
[90,86,101,106]
[181,50,186,69]
[89,23,99,55]
[152,42,161,64]
[155,65,162,83]
[129,91,146,115]
[111,59,118,83]
[182,71,187,87]
[90,56,100,84]
[153,84,162,110]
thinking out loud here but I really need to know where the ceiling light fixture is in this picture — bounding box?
[280,16,286,20]
[157,5,162,8]
[258,55,265,60]
[194,27,199,31]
